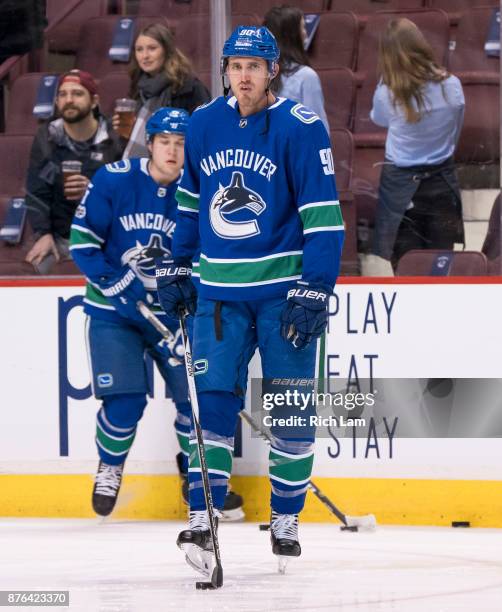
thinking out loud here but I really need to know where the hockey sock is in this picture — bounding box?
[95,393,146,466]
[174,401,192,474]
[188,391,242,511]
[269,438,314,514]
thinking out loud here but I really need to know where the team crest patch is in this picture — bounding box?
[290,103,319,124]
[193,359,208,375]
[97,373,113,388]
[209,171,266,239]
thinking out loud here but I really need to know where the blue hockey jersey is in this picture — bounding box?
[70,157,182,323]
[173,95,344,301]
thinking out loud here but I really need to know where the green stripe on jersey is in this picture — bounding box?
[199,252,302,286]
[176,189,199,212]
[300,203,343,231]
[70,226,102,247]
[269,449,314,484]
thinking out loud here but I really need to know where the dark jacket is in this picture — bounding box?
[26,115,124,239]
[135,74,211,115]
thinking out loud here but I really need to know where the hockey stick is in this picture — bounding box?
[178,309,224,589]
[239,410,377,532]
[137,302,223,588]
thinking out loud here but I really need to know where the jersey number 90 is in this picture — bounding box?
[319,148,335,176]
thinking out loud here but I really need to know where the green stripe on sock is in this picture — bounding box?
[189,442,233,475]
[176,432,190,455]
[96,426,136,455]
[269,450,314,484]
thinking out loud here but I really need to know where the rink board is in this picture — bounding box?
[1,277,502,525]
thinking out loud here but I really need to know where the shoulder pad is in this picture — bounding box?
[105,160,131,173]
[290,103,320,125]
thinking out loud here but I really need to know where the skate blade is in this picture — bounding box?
[277,556,290,574]
[219,507,245,522]
[179,543,215,578]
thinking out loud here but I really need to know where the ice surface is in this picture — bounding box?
[0,519,501,611]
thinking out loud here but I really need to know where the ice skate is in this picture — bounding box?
[177,453,244,522]
[92,461,124,517]
[270,511,301,574]
[177,510,219,577]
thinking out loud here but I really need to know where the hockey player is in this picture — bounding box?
[156,27,344,574]
[69,107,244,519]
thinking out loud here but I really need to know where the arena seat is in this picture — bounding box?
[427,0,499,23]
[174,14,260,73]
[5,73,57,136]
[351,144,386,251]
[331,128,354,192]
[97,71,131,117]
[0,135,33,197]
[328,1,426,15]
[331,128,357,274]
[396,249,489,276]
[0,195,35,276]
[319,67,356,130]
[455,81,500,164]
[308,12,359,71]
[46,0,110,54]
[137,0,209,16]
[448,6,500,81]
[231,0,325,16]
[75,16,175,79]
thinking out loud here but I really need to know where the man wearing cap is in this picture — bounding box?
[25,69,124,274]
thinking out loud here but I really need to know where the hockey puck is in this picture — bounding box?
[340,525,359,532]
[451,521,470,528]
[196,581,216,590]
[259,523,270,531]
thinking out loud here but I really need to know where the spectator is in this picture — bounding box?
[25,69,124,274]
[117,23,211,158]
[370,18,465,268]
[263,5,329,131]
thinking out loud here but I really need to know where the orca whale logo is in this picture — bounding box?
[209,171,266,239]
[122,233,171,289]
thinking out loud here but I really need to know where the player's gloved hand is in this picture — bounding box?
[99,265,149,324]
[152,328,184,368]
[280,281,331,350]
[155,258,197,319]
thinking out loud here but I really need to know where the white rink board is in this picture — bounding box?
[0,282,501,480]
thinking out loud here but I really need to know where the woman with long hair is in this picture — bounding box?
[263,5,329,130]
[116,22,210,158]
[369,18,465,269]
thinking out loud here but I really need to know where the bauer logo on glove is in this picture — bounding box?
[281,281,331,350]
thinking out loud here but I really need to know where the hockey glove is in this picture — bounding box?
[99,265,149,324]
[151,328,184,368]
[280,281,331,350]
[155,258,197,319]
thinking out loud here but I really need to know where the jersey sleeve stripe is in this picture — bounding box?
[176,188,200,212]
[177,185,200,199]
[178,204,200,214]
[299,203,343,230]
[70,226,104,248]
[70,224,104,243]
[303,225,345,235]
[69,242,101,250]
[297,200,340,213]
